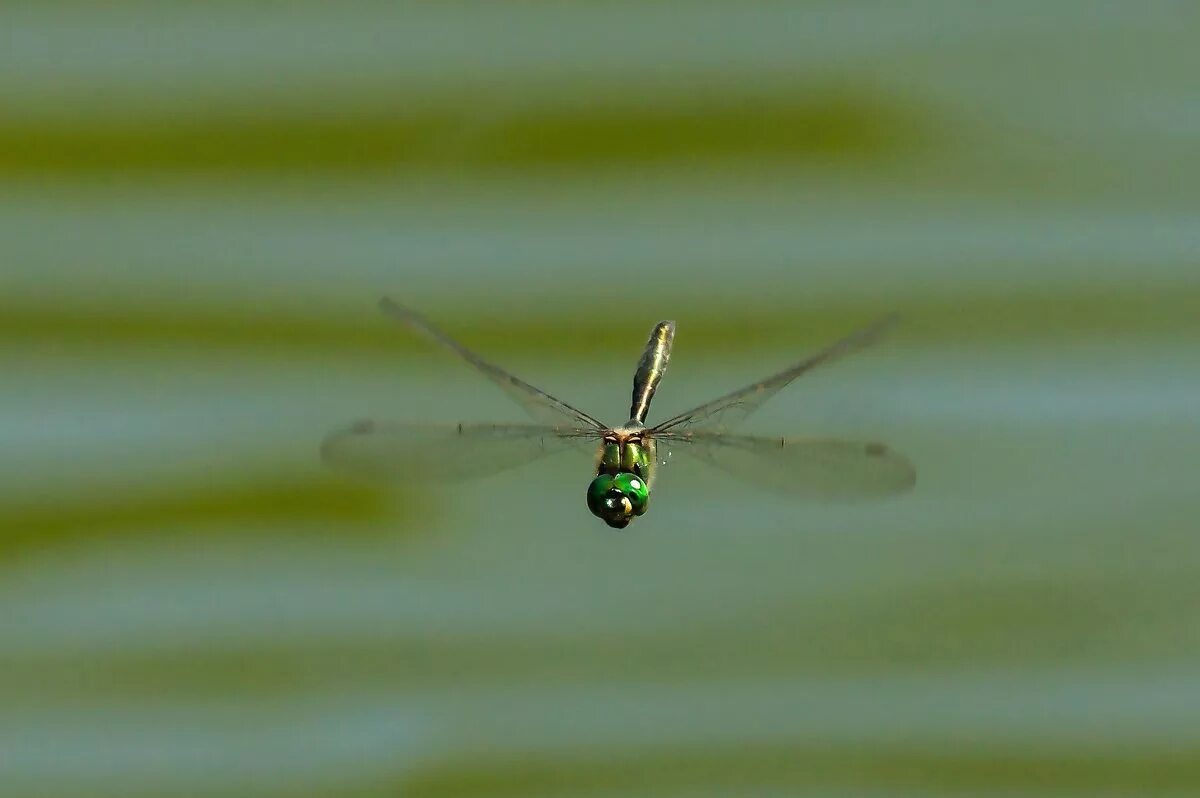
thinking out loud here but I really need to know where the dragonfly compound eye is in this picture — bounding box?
[586,474,636,528]
[611,473,649,516]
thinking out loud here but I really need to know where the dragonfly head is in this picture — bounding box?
[586,472,649,529]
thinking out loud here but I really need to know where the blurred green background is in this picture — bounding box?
[3,3,1199,796]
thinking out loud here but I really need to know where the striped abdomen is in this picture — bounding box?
[629,320,676,424]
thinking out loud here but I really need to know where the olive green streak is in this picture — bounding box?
[1,289,1193,356]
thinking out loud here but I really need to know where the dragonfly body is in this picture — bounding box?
[584,320,675,527]
[322,299,916,529]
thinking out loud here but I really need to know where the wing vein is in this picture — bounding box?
[648,315,898,434]
[379,298,606,431]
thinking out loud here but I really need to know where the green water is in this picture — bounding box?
[2,3,1198,796]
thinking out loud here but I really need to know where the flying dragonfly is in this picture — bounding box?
[321,298,916,529]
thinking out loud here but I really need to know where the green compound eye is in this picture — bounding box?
[586,474,619,518]
[586,472,650,528]
[580,470,648,525]
[611,472,649,516]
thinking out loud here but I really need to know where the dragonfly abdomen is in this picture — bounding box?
[629,320,676,424]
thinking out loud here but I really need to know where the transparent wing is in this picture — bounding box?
[655,431,915,500]
[379,298,606,432]
[648,315,897,435]
[321,421,600,482]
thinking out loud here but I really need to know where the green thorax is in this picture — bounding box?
[596,427,657,485]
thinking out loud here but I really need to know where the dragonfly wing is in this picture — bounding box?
[655,431,915,500]
[648,316,897,435]
[379,298,606,432]
[321,421,599,482]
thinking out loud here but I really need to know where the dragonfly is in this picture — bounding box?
[321,298,916,529]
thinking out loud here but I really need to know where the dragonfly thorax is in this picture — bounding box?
[596,425,655,478]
